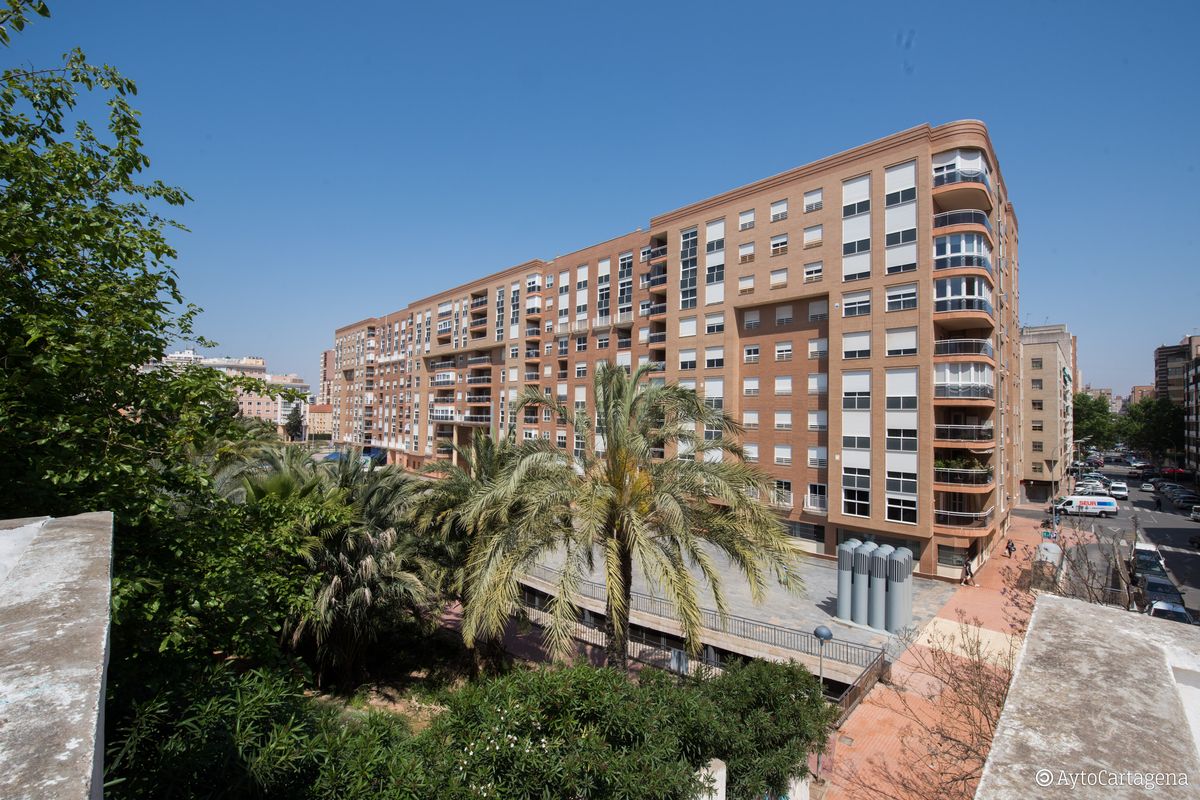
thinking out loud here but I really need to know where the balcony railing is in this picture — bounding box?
[648,331,667,344]
[640,303,667,317]
[525,327,541,337]
[933,468,994,486]
[593,315,612,328]
[934,506,995,528]
[430,359,455,369]
[467,355,491,365]
[646,361,666,372]
[463,414,491,424]
[470,297,489,308]
[647,245,668,261]
[430,412,455,421]
[430,377,455,387]
[933,210,992,233]
[933,424,994,441]
[935,297,993,315]
[934,254,993,273]
[524,350,540,358]
[932,168,992,193]
[465,394,492,403]
[524,372,540,381]
[615,310,634,325]
[641,273,668,288]
[934,339,994,358]
[804,495,828,513]
[466,375,491,385]
[524,306,542,316]
[772,490,794,509]
[934,383,994,399]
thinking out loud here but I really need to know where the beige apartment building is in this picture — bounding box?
[331,120,1021,578]
[1155,335,1200,405]
[307,403,333,436]
[154,349,310,428]
[1020,325,1074,502]
[1129,384,1154,404]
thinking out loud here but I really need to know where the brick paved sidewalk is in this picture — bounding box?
[817,504,1047,799]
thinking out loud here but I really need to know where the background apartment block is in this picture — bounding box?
[153,349,311,428]
[330,121,1020,578]
[1187,361,1200,472]
[1154,335,1200,404]
[1020,325,1074,501]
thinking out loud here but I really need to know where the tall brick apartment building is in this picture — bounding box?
[330,120,1020,578]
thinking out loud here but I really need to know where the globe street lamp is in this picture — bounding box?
[813,625,834,778]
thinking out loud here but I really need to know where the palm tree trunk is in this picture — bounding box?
[604,545,633,669]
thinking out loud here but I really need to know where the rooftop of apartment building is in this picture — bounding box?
[976,594,1200,799]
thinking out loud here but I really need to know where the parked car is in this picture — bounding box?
[1141,575,1185,607]
[1140,482,1156,492]
[1131,552,1169,581]
[1109,482,1129,499]
[1191,505,1200,522]
[1173,493,1200,509]
[1148,601,1196,625]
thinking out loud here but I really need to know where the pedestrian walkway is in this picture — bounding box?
[818,504,1047,799]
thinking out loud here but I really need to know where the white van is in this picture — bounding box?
[1052,495,1119,518]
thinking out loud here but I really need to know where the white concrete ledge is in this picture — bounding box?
[0,512,113,800]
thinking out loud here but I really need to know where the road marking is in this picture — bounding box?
[1159,545,1196,555]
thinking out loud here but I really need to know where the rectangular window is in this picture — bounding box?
[743,443,759,462]
[843,467,870,517]
[843,331,871,359]
[596,335,609,349]
[938,545,969,567]
[1032,399,1044,411]
[775,411,792,431]
[1032,378,1043,390]
[886,496,917,524]
[804,447,828,471]
[738,274,755,294]
[776,305,794,325]
[886,428,918,452]
[739,209,755,230]
[575,363,587,378]
[842,435,870,449]
[884,228,917,247]
[886,327,918,356]
[705,346,724,369]
[886,471,917,494]
[804,261,823,282]
[705,312,725,334]
[886,283,918,312]
[770,268,788,287]
[1031,420,1044,431]
[885,186,916,207]
[775,341,793,361]
[787,519,825,542]
[743,345,760,364]
[744,309,760,329]
[808,373,828,395]
[1031,357,1043,369]
[773,479,793,508]
[809,299,828,321]
[843,199,870,218]
[803,225,823,246]
[843,291,871,317]
[679,316,697,337]
[1032,440,1044,452]
[743,411,759,430]
[738,241,755,263]
[886,394,918,410]
[843,390,870,410]
[803,188,823,213]
[1032,463,1044,474]
[808,337,828,359]
[770,199,788,222]
[842,237,871,256]
[679,349,696,370]
[774,445,792,466]
[808,410,828,431]
[775,376,793,396]
[743,377,760,397]
[576,336,587,352]
[770,234,789,256]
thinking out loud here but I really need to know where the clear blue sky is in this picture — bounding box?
[11,1,1199,393]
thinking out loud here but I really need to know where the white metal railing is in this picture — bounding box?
[934,506,995,528]
[805,495,828,513]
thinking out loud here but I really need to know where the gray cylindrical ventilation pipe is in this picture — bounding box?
[835,539,860,620]
[868,544,894,630]
[894,547,915,631]
[886,549,906,632]
[851,541,877,625]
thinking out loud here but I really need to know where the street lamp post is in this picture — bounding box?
[813,625,834,779]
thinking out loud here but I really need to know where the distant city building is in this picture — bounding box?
[150,349,310,430]
[1186,361,1200,472]
[1154,334,1200,405]
[1109,394,1125,415]
[318,349,335,405]
[307,403,333,437]
[1129,384,1154,404]
[1082,385,1112,407]
[1020,325,1074,501]
[1070,334,1081,394]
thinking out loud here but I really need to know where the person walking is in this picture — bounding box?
[961,559,976,587]
[1006,539,1016,559]
[1155,497,1162,512]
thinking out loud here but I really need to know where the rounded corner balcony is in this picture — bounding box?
[932,465,995,492]
[933,337,995,365]
[931,149,993,213]
[932,505,996,535]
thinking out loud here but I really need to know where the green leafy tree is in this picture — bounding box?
[0,0,50,45]
[1120,397,1185,462]
[461,363,801,668]
[285,404,305,440]
[410,430,517,674]
[1072,392,1115,451]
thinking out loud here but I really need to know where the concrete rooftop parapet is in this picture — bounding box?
[0,513,114,800]
[976,594,1200,799]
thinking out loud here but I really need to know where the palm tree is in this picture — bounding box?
[409,430,516,672]
[460,363,801,669]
